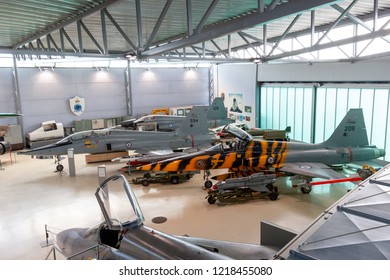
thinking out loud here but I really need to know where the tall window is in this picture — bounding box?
[260,85,313,142]
[260,85,390,160]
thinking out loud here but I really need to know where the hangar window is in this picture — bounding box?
[260,85,313,143]
[260,84,390,161]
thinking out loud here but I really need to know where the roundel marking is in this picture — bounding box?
[196,159,206,169]
[126,142,132,148]
[168,123,173,128]
[267,156,275,164]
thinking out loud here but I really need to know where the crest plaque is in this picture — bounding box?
[69,96,85,116]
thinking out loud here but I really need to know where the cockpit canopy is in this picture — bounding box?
[56,129,111,144]
[207,123,252,153]
[222,123,253,142]
[95,174,144,231]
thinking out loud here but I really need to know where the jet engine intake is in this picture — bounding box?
[0,141,11,155]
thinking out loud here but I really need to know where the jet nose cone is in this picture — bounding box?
[380,148,386,157]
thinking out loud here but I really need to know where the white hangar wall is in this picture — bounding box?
[16,68,128,134]
[0,68,18,126]
[131,67,209,116]
[0,67,210,136]
[215,63,257,128]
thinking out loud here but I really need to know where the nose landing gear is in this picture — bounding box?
[55,155,64,172]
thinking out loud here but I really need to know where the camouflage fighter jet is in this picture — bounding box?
[129,97,234,131]
[138,109,386,193]
[18,105,219,171]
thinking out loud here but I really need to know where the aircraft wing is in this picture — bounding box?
[280,162,346,179]
[346,159,390,170]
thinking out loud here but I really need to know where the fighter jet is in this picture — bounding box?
[138,109,386,194]
[131,97,234,131]
[53,174,278,260]
[18,105,219,171]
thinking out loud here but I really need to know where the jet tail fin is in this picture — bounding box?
[206,97,228,120]
[176,105,209,136]
[322,108,369,148]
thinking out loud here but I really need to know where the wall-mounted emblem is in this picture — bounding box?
[69,96,85,116]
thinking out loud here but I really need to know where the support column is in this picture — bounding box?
[67,148,76,177]
[12,56,24,144]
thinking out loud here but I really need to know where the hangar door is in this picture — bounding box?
[259,85,390,161]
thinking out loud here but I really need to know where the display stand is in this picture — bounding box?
[68,148,76,177]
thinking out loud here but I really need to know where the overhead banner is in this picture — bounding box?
[69,96,85,116]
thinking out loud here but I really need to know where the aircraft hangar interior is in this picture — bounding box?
[1,0,390,264]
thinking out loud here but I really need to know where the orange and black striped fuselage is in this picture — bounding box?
[138,138,385,175]
[139,140,288,173]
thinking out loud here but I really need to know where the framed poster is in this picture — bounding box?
[228,93,243,113]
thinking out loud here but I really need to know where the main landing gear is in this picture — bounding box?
[291,175,312,194]
[203,170,212,189]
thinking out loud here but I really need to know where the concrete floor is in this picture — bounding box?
[0,151,354,260]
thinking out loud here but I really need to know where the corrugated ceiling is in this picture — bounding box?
[0,0,388,62]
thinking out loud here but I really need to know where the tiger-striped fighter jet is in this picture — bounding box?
[138,109,386,193]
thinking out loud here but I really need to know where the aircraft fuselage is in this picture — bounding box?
[20,129,216,156]
[139,139,385,172]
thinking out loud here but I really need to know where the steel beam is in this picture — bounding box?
[141,0,340,57]
[135,0,143,49]
[263,28,390,62]
[315,0,358,45]
[77,21,83,53]
[104,10,137,51]
[79,20,104,54]
[0,48,123,58]
[238,32,262,57]
[187,0,193,36]
[195,0,219,34]
[13,0,121,49]
[210,39,227,58]
[145,0,173,50]
[268,14,301,56]
[101,10,108,55]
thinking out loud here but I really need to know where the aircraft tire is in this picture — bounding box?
[268,193,278,201]
[56,164,64,172]
[207,196,216,204]
[142,179,150,187]
[300,186,312,194]
[204,180,213,189]
[170,176,179,184]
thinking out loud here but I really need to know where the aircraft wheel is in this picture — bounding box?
[301,186,312,194]
[207,196,216,205]
[170,176,179,184]
[268,193,278,201]
[142,180,150,187]
[204,180,213,189]
[56,164,64,172]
